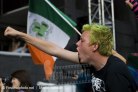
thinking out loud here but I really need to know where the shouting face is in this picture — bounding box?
[76,31,94,63]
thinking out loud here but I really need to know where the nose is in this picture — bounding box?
[76,40,80,47]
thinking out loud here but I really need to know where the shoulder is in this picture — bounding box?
[109,55,126,65]
[105,56,137,91]
[108,55,126,65]
[107,55,129,73]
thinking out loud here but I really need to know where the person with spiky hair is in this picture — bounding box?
[4,23,136,92]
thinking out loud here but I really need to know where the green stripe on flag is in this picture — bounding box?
[29,0,77,37]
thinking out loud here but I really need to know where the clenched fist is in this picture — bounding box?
[4,27,22,37]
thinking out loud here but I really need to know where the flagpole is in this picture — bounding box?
[44,0,81,36]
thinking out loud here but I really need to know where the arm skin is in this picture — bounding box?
[4,27,79,63]
[4,27,126,64]
[125,0,133,9]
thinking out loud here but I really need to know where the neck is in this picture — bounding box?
[89,54,109,71]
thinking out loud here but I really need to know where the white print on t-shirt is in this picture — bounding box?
[91,74,106,92]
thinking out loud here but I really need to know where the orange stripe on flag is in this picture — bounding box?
[44,60,55,80]
[27,44,55,80]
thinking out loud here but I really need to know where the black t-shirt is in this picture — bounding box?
[77,55,137,92]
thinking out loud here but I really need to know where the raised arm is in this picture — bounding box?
[125,0,133,9]
[125,0,138,18]
[4,27,79,63]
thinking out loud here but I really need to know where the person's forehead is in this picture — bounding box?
[82,31,90,36]
[80,31,90,40]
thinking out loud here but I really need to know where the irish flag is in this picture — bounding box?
[27,0,77,80]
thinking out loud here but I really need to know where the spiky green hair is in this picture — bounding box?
[82,23,113,56]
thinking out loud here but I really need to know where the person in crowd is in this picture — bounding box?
[0,77,4,92]
[4,23,136,91]
[10,70,32,92]
[0,70,33,92]
[10,39,29,53]
[125,0,138,19]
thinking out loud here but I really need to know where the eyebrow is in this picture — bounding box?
[80,37,84,41]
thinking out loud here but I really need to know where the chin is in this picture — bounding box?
[80,59,85,64]
[79,56,86,63]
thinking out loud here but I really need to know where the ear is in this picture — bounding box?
[92,44,98,51]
